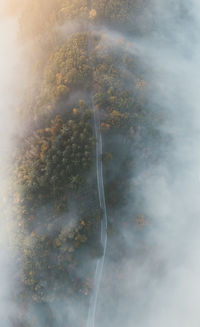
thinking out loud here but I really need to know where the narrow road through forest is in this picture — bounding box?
[87,5,108,327]
[87,93,108,327]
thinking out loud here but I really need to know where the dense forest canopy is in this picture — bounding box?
[2,1,163,326]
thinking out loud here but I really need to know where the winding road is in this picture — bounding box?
[87,10,108,326]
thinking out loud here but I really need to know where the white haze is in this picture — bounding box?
[96,1,200,327]
[1,1,200,326]
[0,4,27,326]
[138,2,200,325]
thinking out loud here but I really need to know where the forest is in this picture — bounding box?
[3,1,163,326]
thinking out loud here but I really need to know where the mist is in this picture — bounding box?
[0,5,28,326]
[1,1,200,326]
[95,1,200,327]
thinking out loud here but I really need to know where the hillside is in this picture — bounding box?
[4,1,162,326]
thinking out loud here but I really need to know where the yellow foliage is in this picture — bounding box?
[55,239,61,247]
[100,122,111,131]
[56,84,69,97]
[89,9,97,20]
[73,108,78,115]
[56,73,63,85]
[41,143,49,153]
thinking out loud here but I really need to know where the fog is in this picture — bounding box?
[96,1,200,327]
[0,5,26,326]
[1,1,200,326]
